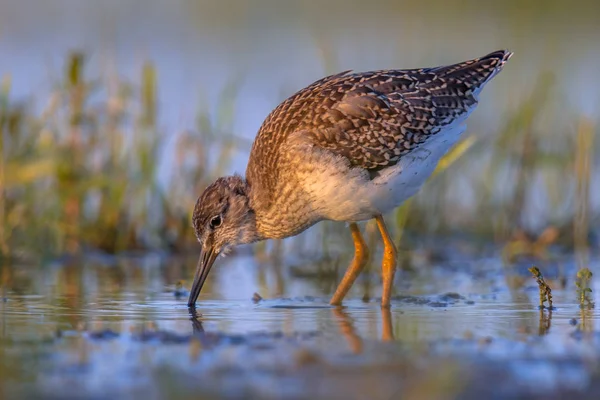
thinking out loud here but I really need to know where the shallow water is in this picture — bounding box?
[2,246,600,399]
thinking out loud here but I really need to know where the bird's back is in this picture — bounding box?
[246,50,512,215]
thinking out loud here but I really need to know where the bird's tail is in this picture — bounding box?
[429,50,513,96]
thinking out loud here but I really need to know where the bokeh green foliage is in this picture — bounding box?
[0,53,243,260]
[0,48,597,261]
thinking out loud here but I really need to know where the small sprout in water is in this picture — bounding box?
[252,292,263,303]
[174,280,188,298]
[528,266,553,310]
[575,268,594,309]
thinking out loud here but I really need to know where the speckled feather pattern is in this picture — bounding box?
[187,49,513,309]
[244,50,512,238]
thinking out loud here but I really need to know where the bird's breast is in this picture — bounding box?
[296,123,466,222]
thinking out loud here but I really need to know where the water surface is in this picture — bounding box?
[2,247,600,399]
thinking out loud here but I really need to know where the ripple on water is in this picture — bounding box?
[2,258,600,399]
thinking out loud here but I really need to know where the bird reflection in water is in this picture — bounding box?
[333,307,395,354]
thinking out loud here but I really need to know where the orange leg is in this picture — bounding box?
[330,223,369,306]
[376,215,397,308]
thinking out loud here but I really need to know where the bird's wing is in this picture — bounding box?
[291,50,512,171]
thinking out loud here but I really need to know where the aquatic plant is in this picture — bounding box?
[528,266,553,309]
[575,268,594,309]
[573,118,594,254]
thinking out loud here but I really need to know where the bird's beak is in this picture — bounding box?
[187,247,218,307]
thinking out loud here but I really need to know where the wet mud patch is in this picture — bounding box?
[84,326,321,347]
[252,292,475,310]
[389,292,474,308]
[254,295,335,309]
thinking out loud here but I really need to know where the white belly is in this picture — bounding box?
[301,123,466,222]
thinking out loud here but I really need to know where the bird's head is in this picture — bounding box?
[187,175,256,306]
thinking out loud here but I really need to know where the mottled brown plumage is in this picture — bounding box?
[248,50,511,190]
[188,50,513,308]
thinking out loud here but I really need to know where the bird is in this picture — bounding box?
[187,49,513,308]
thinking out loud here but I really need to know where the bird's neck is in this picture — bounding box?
[246,175,319,240]
[246,177,278,240]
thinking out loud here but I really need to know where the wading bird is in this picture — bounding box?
[188,50,512,308]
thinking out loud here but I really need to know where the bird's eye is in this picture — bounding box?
[209,215,222,229]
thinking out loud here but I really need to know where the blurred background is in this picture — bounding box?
[1,0,599,260]
[2,1,600,398]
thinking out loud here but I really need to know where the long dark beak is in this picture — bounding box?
[187,247,218,307]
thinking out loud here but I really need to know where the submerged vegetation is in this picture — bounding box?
[528,266,554,310]
[575,268,594,309]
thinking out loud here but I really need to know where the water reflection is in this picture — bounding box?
[333,308,363,353]
[189,307,205,336]
[332,307,394,350]
[538,309,552,336]
[2,254,600,398]
[1,254,600,340]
